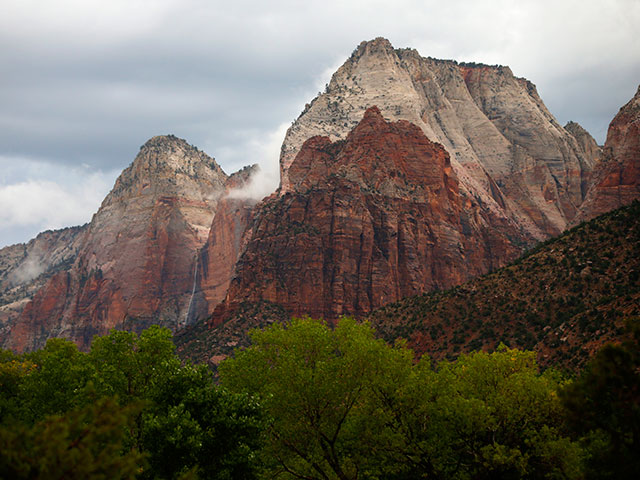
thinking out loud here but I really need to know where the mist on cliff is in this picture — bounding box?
[9,255,46,285]
[225,122,289,201]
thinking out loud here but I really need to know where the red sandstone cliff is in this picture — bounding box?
[576,85,640,222]
[3,136,228,351]
[214,107,524,322]
[0,225,86,335]
[186,166,260,323]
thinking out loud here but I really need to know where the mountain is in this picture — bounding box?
[368,200,640,370]
[3,38,639,357]
[176,201,640,370]
[280,38,597,240]
[0,225,86,333]
[213,107,525,321]
[1,136,228,351]
[576,85,640,222]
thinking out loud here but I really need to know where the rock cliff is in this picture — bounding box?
[3,136,228,351]
[576,85,640,221]
[0,225,85,334]
[214,107,523,321]
[280,38,597,240]
[186,165,260,323]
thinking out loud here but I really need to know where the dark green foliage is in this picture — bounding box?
[0,326,265,479]
[0,397,143,480]
[561,318,640,479]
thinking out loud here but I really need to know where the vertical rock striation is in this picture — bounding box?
[215,107,523,321]
[4,136,228,351]
[575,85,640,221]
[280,38,597,240]
[187,165,260,323]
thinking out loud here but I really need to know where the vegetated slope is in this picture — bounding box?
[368,201,640,370]
[175,300,289,368]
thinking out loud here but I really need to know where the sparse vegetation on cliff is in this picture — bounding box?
[369,200,640,370]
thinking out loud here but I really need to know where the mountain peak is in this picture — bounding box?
[104,135,226,207]
[352,37,396,59]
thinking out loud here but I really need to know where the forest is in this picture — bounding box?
[1,317,638,480]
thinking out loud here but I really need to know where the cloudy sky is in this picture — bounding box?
[1,0,639,248]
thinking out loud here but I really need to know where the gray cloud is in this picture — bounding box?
[1,0,639,248]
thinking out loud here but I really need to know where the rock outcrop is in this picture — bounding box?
[186,165,260,323]
[576,85,640,221]
[214,107,524,321]
[0,225,85,333]
[3,136,228,351]
[280,38,597,240]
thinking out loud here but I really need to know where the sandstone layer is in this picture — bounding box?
[186,165,259,323]
[3,136,228,351]
[280,38,597,240]
[0,225,85,333]
[215,107,523,321]
[575,85,640,222]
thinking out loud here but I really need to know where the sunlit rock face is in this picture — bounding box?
[575,85,640,222]
[4,135,228,351]
[214,107,524,321]
[280,37,597,240]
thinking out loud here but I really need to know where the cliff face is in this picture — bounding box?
[215,107,523,321]
[0,225,85,334]
[280,38,597,240]
[3,136,228,351]
[576,85,640,221]
[369,200,640,371]
[186,166,259,323]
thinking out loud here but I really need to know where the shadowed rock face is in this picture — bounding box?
[576,85,640,222]
[186,166,259,323]
[214,107,524,322]
[3,136,228,351]
[280,38,597,240]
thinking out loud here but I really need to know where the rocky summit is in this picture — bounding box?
[575,85,640,222]
[280,38,598,240]
[2,136,228,351]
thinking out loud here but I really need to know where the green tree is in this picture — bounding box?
[0,349,35,423]
[0,396,143,480]
[18,338,95,423]
[219,317,415,480]
[560,318,640,479]
[428,346,583,479]
[89,325,265,479]
[141,362,265,480]
[221,319,582,480]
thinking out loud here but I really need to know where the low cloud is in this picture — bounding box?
[225,122,289,201]
[0,157,117,247]
[9,255,46,285]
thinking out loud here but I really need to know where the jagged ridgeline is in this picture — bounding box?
[1,38,639,357]
[369,200,640,370]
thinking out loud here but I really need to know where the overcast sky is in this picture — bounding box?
[1,0,639,248]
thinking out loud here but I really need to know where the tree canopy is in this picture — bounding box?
[220,317,582,480]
